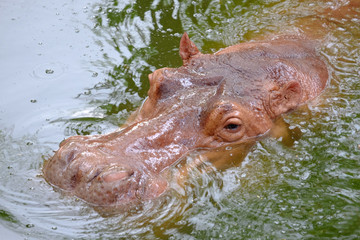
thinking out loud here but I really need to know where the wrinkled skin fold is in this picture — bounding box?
[43,32,329,207]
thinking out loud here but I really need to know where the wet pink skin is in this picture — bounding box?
[43,33,328,207]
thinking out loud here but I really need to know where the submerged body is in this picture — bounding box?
[43,34,328,206]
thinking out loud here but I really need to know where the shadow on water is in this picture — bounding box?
[0,0,360,239]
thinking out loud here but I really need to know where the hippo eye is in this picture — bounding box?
[223,118,243,132]
[202,102,247,142]
[225,123,240,130]
[218,117,246,142]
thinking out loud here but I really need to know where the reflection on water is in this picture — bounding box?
[0,0,359,239]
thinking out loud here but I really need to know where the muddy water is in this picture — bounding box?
[0,0,359,239]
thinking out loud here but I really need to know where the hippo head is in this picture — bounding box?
[43,33,327,206]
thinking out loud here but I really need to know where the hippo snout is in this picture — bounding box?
[44,136,91,187]
[44,135,168,206]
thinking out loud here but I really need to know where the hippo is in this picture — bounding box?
[43,33,328,207]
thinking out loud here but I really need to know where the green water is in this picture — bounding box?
[0,0,359,239]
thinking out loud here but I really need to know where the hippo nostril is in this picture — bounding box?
[58,142,83,165]
[100,166,134,183]
[65,150,76,163]
[86,169,102,183]
[102,171,132,183]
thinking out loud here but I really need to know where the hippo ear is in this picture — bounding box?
[269,81,302,117]
[179,32,200,64]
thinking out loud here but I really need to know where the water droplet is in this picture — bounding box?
[282,166,291,172]
[45,69,54,74]
[301,171,310,180]
[32,62,66,80]
[225,146,232,151]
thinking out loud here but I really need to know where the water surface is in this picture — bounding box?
[0,0,359,239]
